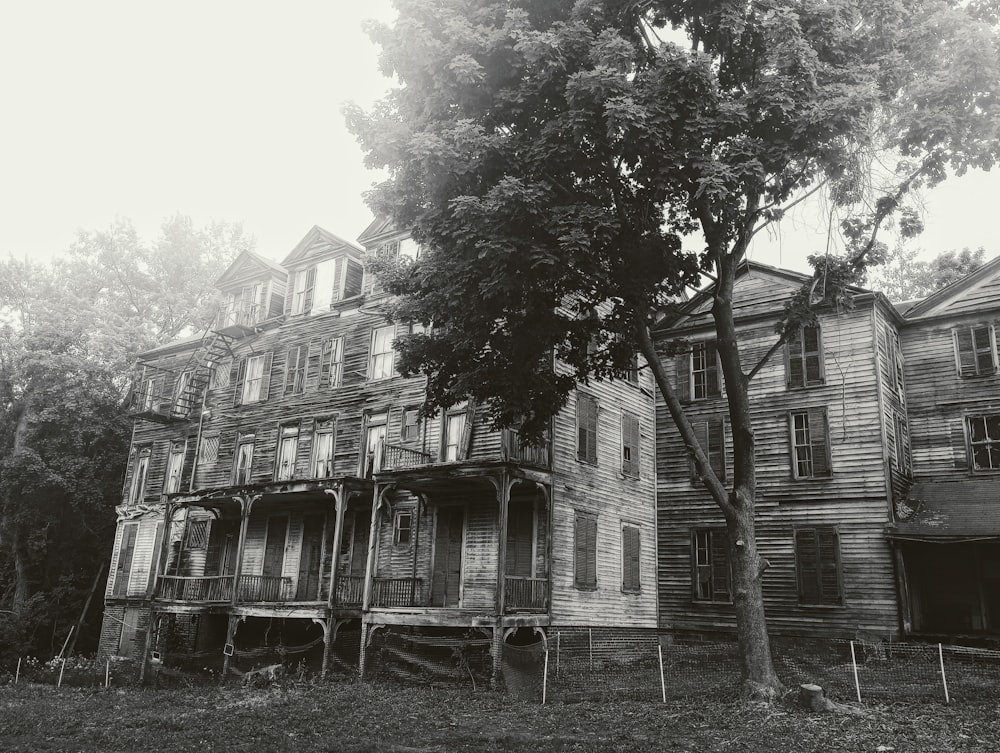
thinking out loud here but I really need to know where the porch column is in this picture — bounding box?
[148,497,176,600]
[322,486,347,678]
[229,493,257,607]
[362,484,391,611]
[221,615,241,680]
[492,473,513,685]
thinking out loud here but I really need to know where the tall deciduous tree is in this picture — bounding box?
[869,245,987,301]
[0,216,248,661]
[349,0,1000,696]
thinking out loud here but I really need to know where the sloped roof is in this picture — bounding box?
[888,479,1000,540]
[280,225,364,267]
[901,255,1000,321]
[357,215,399,247]
[214,250,287,289]
[659,260,871,332]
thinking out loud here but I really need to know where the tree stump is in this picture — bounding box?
[799,683,836,712]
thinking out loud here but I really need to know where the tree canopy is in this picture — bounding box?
[350,0,1000,695]
[869,245,988,301]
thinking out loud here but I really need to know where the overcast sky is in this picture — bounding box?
[1,1,997,274]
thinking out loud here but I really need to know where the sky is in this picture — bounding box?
[1,2,998,275]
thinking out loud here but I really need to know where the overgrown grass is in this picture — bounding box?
[1,680,998,752]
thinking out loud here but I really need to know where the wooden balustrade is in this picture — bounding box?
[157,575,233,602]
[502,430,551,468]
[371,577,423,607]
[504,576,548,611]
[380,443,432,471]
[236,574,293,602]
[335,575,365,606]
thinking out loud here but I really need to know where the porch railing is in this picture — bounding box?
[237,574,293,602]
[504,576,548,611]
[371,577,423,607]
[335,574,365,606]
[502,430,551,468]
[157,575,233,602]
[380,443,433,471]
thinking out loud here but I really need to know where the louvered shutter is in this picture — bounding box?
[233,357,247,406]
[710,531,731,601]
[147,522,164,592]
[708,415,726,481]
[283,346,295,395]
[804,326,823,384]
[796,528,821,603]
[577,394,598,464]
[319,339,333,388]
[786,333,804,387]
[706,340,720,396]
[622,525,640,593]
[302,266,317,314]
[113,524,138,597]
[675,354,691,403]
[258,352,273,402]
[622,412,640,477]
[817,527,841,603]
[284,270,296,316]
[690,420,710,482]
[574,514,597,589]
[808,407,831,477]
[458,401,476,461]
[955,328,977,376]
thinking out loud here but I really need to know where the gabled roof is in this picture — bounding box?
[902,255,1000,321]
[357,216,401,247]
[658,260,871,332]
[214,250,287,289]
[280,225,364,267]
[888,479,1000,540]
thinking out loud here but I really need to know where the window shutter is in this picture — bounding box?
[710,531,731,601]
[577,394,598,464]
[283,346,294,395]
[331,257,345,302]
[258,352,273,402]
[955,328,977,377]
[146,522,164,591]
[233,357,247,407]
[113,525,138,597]
[817,527,841,603]
[458,401,476,461]
[344,259,364,298]
[622,525,640,592]
[808,407,831,477]
[622,412,640,477]
[284,270,296,316]
[804,326,823,384]
[706,340,720,396]
[690,420,710,482]
[786,337,803,387]
[574,514,597,588]
[319,339,332,388]
[675,354,691,403]
[796,528,821,603]
[708,415,726,481]
[303,266,317,314]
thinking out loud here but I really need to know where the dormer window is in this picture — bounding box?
[291,267,317,315]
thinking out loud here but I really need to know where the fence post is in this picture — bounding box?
[542,648,549,706]
[850,641,862,703]
[939,643,950,704]
[588,628,593,672]
[15,657,21,684]
[106,660,111,688]
[556,632,560,678]
[658,644,666,704]
[57,658,66,688]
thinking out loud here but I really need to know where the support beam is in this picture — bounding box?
[221,615,241,681]
[229,494,258,607]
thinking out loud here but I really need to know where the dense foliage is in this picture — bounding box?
[350,0,1000,695]
[0,215,247,663]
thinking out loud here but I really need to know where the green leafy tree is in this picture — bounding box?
[868,245,987,301]
[0,217,248,661]
[349,0,1000,696]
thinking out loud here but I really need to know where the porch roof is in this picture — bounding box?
[374,460,551,497]
[168,476,374,511]
[887,479,1000,541]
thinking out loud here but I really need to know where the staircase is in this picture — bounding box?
[171,330,237,418]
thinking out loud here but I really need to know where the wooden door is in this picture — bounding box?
[505,498,534,578]
[261,516,288,600]
[432,507,464,607]
[296,514,325,600]
[350,511,370,575]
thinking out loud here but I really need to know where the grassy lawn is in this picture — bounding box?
[1,681,998,752]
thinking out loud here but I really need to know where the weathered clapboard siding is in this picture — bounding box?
[656,270,901,639]
[548,362,658,629]
[901,312,1000,478]
[106,513,162,599]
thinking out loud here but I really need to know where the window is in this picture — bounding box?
[692,528,731,602]
[199,434,220,466]
[211,359,232,390]
[789,408,831,478]
[112,523,139,597]
[274,424,299,481]
[690,416,727,482]
[691,340,721,399]
[621,524,641,593]
[233,433,255,485]
[894,412,912,475]
[127,446,151,504]
[234,352,272,406]
[393,511,413,546]
[574,512,598,590]
[621,411,640,478]
[443,408,468,462]
[185,519,209,550]
[284,345,307,396]
[361,413,388,477]
[786,325,824,388]
[401,407,421,443]
[795,526,842,605]
[163,440,186,494]
[967,414,1000,471]
[954,324,997,377]
[368,325,396,380]
[172,370,193,417]
[312,419,336,478]
[291,266,317,315]
[319,337,345,388]
[138,376,159,412]
[884,325,905,403]
[625,351,640,385]
[577,393,598,464]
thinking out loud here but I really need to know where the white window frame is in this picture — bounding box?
[368,325,396,380]
[242,354,267,404]
[128,446,151,504]
[274,424,299,481]
[311,419,336,478]
[163,440,186,494]
[233,433,255,485]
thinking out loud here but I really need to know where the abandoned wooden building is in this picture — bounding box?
[97,222,659,681]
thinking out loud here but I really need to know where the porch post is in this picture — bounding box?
[174,507,191,576]
[322,486,347,678]
[492,473,512,686]
[148,497,176,600]
[221,615,241,680]
[361,484,386,612]
[229,493,257,607]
